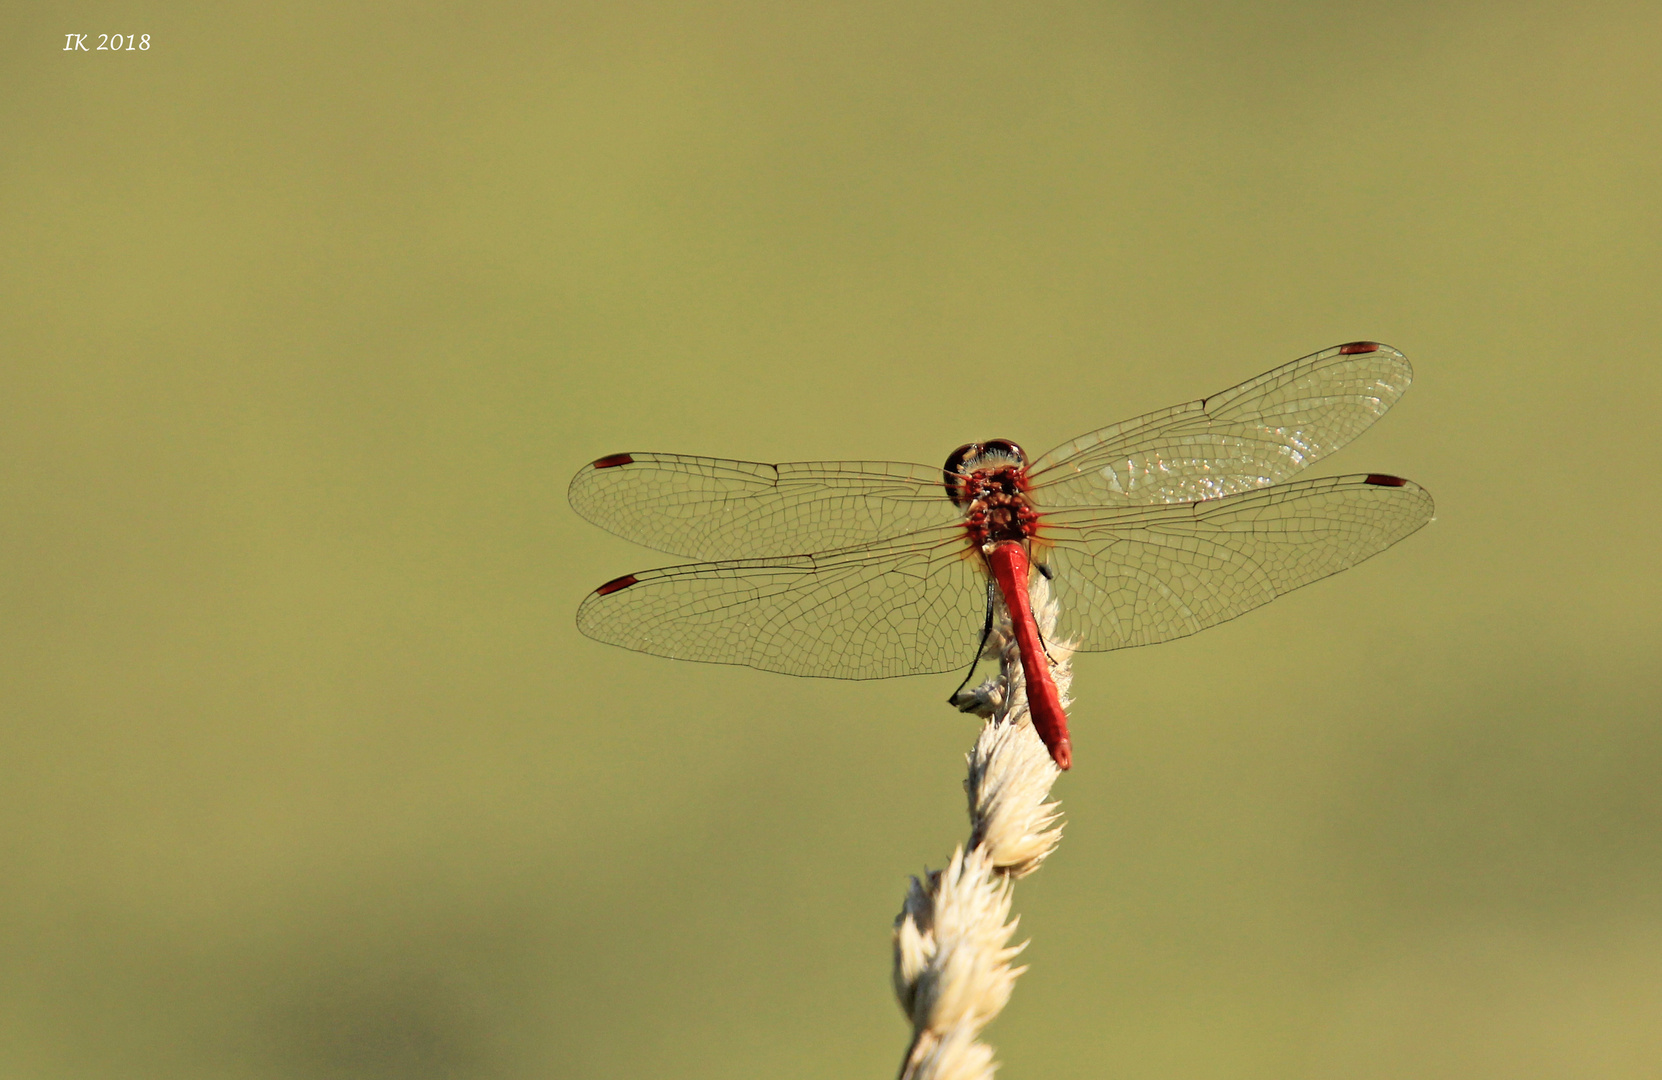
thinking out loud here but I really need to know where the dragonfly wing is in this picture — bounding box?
[568,453,958,560]
[576,527,988,680]
[1025,343,1413,508]
[1038,474,1434,652]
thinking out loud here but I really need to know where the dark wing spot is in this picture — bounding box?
[594,574,639,596]
[591,453,634,469]
[1364,474,1408,487]
[1338,341,1380,355]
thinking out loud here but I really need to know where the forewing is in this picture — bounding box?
[1038,474,1434,652]
[568,453,958,560]
[1025,343,1413,508]
[576,526,988,679]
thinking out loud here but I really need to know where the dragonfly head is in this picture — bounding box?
[943,440,1028,507]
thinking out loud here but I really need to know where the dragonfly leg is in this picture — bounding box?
[948,583,999,714]
[1030,561,1066,662]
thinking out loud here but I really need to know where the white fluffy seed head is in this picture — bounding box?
[967,719,1065,879]
[893,569,1073,1078]
[904,1024,1000,1080]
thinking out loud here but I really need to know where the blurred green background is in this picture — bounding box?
[3,2,1660,1077]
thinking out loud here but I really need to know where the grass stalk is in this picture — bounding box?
[892,576,1070,1079]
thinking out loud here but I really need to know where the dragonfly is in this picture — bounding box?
[570,342,1434,770]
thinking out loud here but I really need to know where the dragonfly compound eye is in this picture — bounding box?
[942,443,981,506]
[942,443,979,477]
[981,439,1026,466]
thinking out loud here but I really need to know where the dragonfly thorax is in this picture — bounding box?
[952,466,1040,549]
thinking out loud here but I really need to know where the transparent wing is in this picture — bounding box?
[568,452,958,560]
[1025,342,1413,508]
[576,525,989,680]
[1038,474,1434,652]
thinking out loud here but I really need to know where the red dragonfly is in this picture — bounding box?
[570,342,1433,770]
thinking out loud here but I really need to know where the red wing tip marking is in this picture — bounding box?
[1338,341,1380,355]
[591,453,635,469]
[594,573,639,596]
[1364,474,1409,487]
